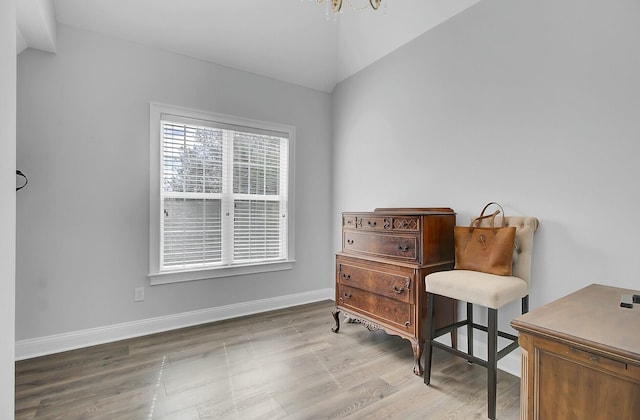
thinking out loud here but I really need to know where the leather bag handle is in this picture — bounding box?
[468,202,506,233]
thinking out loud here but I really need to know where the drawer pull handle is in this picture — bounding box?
[569,346,625,369]
[367,220,377,227]
[402,221,408,228]
[392,285,404,294]
[397,245,409,252]
[347,239,354,245]
[343,292,352,299]
[404,321,411,327]
[342,273,351,280]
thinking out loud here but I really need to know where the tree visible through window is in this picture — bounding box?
[159,113,289,272]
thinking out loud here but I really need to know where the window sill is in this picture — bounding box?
[148,260,295,285]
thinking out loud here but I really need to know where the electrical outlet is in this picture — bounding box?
[134,287,145,302]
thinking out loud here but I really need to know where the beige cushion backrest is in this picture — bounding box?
[476,216,539,286]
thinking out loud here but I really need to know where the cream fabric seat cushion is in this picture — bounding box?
[425,270,528,309]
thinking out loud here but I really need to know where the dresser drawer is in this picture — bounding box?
[337,285,415,334]
[358,216,386,231]
[343,215,358,229]
[342,215,387,231]
[337,262,411,303]
[388,216,419,231]
[342,214,421,232]
[535,338,640,383]
[343,231,418,262]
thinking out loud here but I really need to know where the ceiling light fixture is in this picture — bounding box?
[310,0,383,14]
[329,0,382,13]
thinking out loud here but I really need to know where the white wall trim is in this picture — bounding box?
[16,288,334,361]
[15,285,522,377]
[148,102,297,285]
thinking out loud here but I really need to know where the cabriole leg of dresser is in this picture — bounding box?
[331,307,341,333]
[412,341,424,376]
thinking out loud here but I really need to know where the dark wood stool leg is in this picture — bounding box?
[522,295,529,314]
[487,308,498,420]
[467,302,474,359]
[423,292,436,384]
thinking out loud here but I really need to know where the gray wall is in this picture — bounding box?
[1,0,16,414]
[16,0,640,372]
[332,0,640,345]
[16,25,333,342]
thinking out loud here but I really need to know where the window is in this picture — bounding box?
[149,103,295,284]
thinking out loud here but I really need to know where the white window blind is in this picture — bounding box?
[159,113,289,273]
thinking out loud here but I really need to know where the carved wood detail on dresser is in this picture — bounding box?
[332,208,457,376]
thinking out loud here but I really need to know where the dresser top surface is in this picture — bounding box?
[343,207,455,216]
[512,284,640,362]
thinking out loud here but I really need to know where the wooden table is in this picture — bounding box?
[511,284,640,420]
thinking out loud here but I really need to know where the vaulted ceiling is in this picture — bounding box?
[17,0,479,92]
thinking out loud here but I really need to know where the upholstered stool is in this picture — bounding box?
[423,216,538,420]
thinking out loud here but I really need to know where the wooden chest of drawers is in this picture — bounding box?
[332,208,457,375]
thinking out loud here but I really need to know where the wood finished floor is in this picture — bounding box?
[15,301,520,419]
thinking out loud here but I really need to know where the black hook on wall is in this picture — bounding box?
[16,170,28,191]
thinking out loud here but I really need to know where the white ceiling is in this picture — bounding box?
[17,0,479,92]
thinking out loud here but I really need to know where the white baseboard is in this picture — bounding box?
[16,288,523,378]
[16,288,334,361]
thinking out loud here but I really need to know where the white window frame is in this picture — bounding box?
[148,103,295,285]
